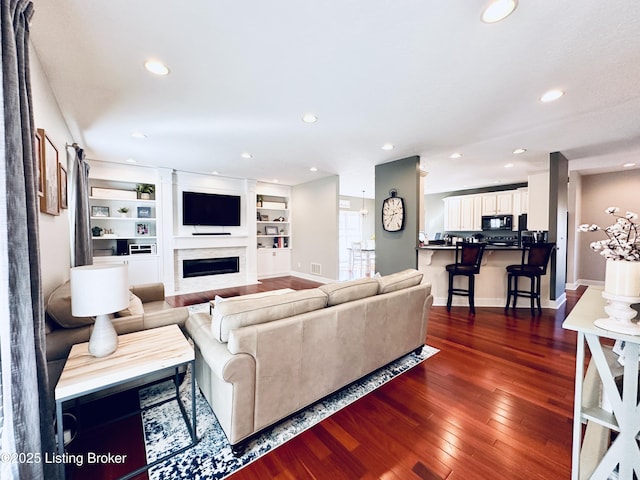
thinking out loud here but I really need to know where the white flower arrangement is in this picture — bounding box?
[578,207,640,261]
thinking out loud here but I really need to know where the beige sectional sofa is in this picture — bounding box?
[186,269,433,452]
[45,281,189,396]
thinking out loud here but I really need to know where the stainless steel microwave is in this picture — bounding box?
[481,215,513,231]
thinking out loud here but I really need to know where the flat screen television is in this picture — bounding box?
[182,191,241,226]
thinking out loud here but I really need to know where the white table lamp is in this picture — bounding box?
[70,264,129,357]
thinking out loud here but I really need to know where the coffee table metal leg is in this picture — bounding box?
[56,400,65,479]
[190,360,196,442]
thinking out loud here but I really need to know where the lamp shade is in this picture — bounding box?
[70,264,129,316]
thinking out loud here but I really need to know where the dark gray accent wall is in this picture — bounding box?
[549,152,568,301]
[375,156,421,275]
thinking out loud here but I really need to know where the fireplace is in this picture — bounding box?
[183,256,239,278]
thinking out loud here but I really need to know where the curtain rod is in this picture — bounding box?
[65,142,80,150]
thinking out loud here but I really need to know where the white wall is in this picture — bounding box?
[291,176,339,281]
[30,45,74,298]
[575,168,640,285]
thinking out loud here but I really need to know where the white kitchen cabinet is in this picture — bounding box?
[443,196,461,231]
[482,192,513,215]
[513,188,529,216]
[472,195,483,231]
[444,195,482,231]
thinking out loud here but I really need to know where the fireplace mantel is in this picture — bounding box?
[173,235,249,250]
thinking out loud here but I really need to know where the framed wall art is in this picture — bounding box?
[92,206,110,217]
[39,130,60,215]
[35,129,44,197]
[137,206,152,218]
[136,223,150,236]
[59,163,68,209]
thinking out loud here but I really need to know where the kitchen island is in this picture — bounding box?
[417,244,556,309]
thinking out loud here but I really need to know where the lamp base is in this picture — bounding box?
[89,314,119,357]
[594,292,640,336]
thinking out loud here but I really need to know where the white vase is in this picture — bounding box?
[604,259,640,297]
[88,314,119,357]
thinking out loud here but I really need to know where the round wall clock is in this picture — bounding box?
[382,189,405,232]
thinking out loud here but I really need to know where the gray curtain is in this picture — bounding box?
[73,147,92,266]
[1,0,59,479]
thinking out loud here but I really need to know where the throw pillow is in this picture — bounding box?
[46,282,94,328]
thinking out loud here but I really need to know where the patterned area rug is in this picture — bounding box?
[140,326,438,479]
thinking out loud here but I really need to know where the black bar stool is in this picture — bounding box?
[505,242,555,315]
[446,242,486,314]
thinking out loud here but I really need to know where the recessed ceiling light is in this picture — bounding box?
[481,0,518,23]
[504,163,514,168]
[211,171,219,175]
[241,152,252,159]
[539,89,565,103]
[450,152,462,159]
[302,113,318,123]
[310,167,318,172]
[513,148,526,154]
[144,59,170,76]
[623,162,636,168]
[382,143,395,151]
[272,179,279,183]
[126,158,137,164]
[131,132,147,139]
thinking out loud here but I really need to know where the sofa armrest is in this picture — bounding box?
[186,312,256,444]
[130,283,165,303]
[142,302,189,330]
[186,313,254,382]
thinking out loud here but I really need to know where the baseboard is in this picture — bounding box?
[575,279,604,288]
[433,295,565,310]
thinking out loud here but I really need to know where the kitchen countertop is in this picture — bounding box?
[418,244,523,251]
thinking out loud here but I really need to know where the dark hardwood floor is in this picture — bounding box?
[79,278,585,479]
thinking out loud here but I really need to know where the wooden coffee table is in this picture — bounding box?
[55,324,196,480]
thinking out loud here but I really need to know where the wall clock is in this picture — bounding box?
[382,189,405,232]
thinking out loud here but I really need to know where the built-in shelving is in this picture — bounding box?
[89,178,160,283]
[256,195,290,249]
[256,189,292,278]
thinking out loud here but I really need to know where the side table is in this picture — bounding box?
[563,286,640,479]
[55,324,196,480]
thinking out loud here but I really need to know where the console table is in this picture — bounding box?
[563,286,640,479]
[55,324,196,480]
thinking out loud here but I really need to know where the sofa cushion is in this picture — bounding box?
[376,268,423,294]
[116,292,144,317]
[46,282,94,329]
[211,288,328,343]
[319,277,379,307]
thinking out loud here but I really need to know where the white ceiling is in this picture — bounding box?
[29,0,640,197]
